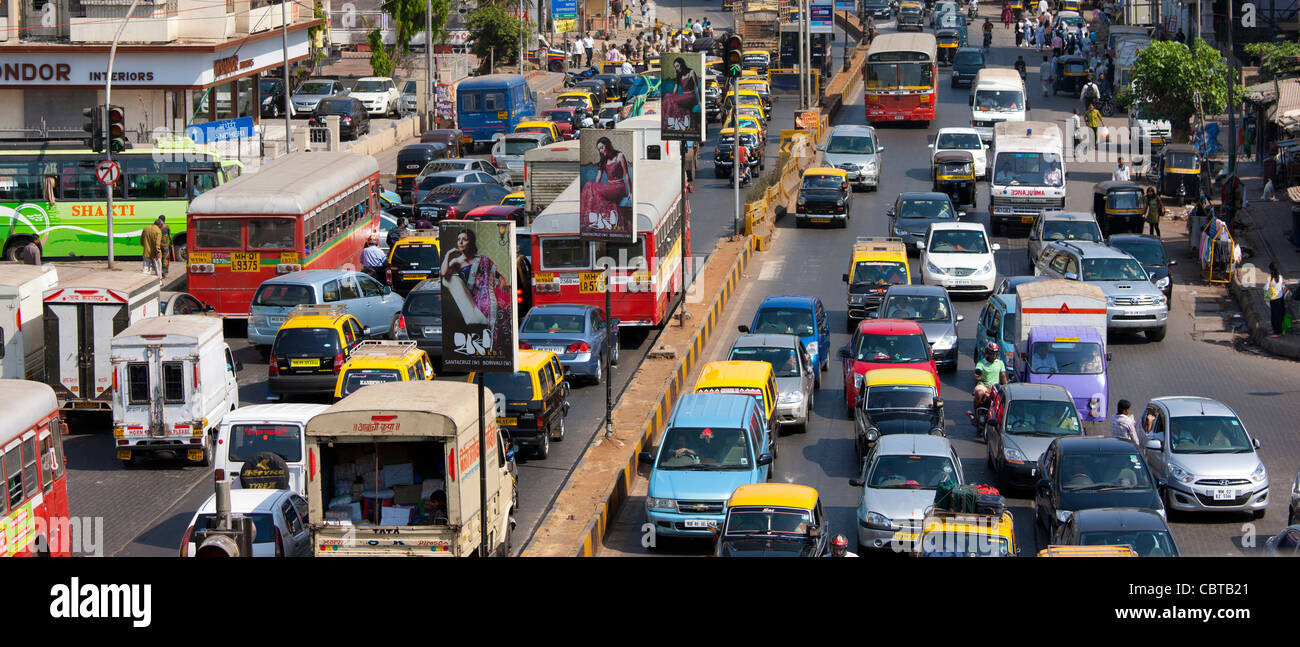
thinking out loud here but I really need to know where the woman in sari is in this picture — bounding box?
[441,229,511,352]
[662,57,700,135]
[580,136,633,232]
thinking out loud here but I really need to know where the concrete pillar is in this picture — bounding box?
[325,115,341,150]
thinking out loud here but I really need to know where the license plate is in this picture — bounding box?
[894,115,904,120]
[268,316,286,326]
[508,162,523,169]
[812,217,831,223]
[1213,489,1236,501]
[188,252,212,265]
[497,417,518,426]
[402,273,428,280]
[536,345,564,354]
[116,450,132,460]
[422,326,441,336]
[579,271,606,294]
[1020,216,1035,224]
[279,252,299,265]
[994,207,1013,214]
[231,252,261,272]
[187,449,206,461]
[683,519,714,529]
[892,531,917,543]
[73,401,99,409]
[949,279,972,286]
[290,358,320,368]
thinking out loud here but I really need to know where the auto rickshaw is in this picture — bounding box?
[1052,55,1089,96]
[1150,143,1202,204]
[932,150,977,207]
[936,29,960,66]
[1057,0,1081,12]
[1092,180,1147,236]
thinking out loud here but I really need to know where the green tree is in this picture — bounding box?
[1244,41,1300,82]
[368,29,395,78]
[1130,39,1244,139]
[466,4,529,69]
[381,0,451,66]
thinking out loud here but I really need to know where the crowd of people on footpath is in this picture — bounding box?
[564,0,714,72]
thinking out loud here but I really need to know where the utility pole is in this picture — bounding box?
[804,0,813,107]
[282,0,292,154]
[427,0,435,130]
[799,0,808,109]
[104,0,143,269]
[519,0,526,75]
[1226,0,1236,174]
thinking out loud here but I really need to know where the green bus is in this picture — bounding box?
[0,142,241,260]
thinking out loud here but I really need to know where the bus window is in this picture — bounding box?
[190,172,218,197]
[193,218,243,248]
[249,218,296,249]
[6,445,21,509]
[541,237,591,269]
[39,434,52,493]
[51,420,65,479]
[62,168,120,200]
[596,238,646,268]
[0,161,47,201]
[22,437,37,499]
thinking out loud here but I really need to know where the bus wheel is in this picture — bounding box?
[2,236,33,261]
[173,236,189,263]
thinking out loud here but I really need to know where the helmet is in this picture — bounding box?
[832,534,848,547]
[985,341,1000,354]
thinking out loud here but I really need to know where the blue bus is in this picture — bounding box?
[456,74,537,152]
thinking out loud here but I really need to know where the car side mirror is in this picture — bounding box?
[915,241,925,250]
[928,143,935,149]
[1144,438,1162,450]
[1252,437,1261,449]
[886,208,895,217]
[234,361,244,372]
[1133,155,1145,165]
[878,146,886,152]
[204,304,216,312]
[869,311,879,318]
[1105,352,1112,361]
[363,326,372,336]
[958,211,968,219]
[1030,467,1037,477]
[849,477,864,487]
[737,325,750,333]
[1168,259,1177,266]
[956,314,965,322]
[838,346,852,359]
[381,285,392,295]
[807,524,820,539]
[932,397,943,410]
[842,273,850,283]
[991,243,1001,251]
[1036,479,1052,495]
[638,450,654,463]
[1064,272,1078,281]
[757,452,773,466]
[816,145,825,151]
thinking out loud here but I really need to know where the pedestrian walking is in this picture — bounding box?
[140,217,164,276]
[1039,55,1052,97]
[1109,399,1141,446]
[17,238,41,266]
[1051,32,1063,56]
[1037,0,1048,15]
[1015,19,1024,46]
[1084,103,1101,146]
[1222,173,1244,232]
[1266,262,1288,337]
[1002,3,1013,28]
[1143,186,1163,237]
[158,216,173,277]
[571,38,584,68]
[1112,157,1131,182]
[583,33,595,67]
[625,7,632,30]
[640,0,648,27]
[1035,21,1045,52]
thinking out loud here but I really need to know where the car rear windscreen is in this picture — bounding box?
[253,284,315,307]
[229,424,303,462]
[273,328,340,356]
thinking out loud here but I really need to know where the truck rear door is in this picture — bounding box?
[44,290,131,402]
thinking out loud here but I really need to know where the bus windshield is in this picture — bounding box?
[866,62,934,90]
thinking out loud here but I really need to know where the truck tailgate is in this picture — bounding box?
[313,525,460,556]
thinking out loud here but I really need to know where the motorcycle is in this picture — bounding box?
[1098,89,1117,118]
[967,407,991,441]
[968,3,977,18]
[982,30,993,49]
[562,66,598,87]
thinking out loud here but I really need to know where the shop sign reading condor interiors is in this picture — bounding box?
[0,32,309,87]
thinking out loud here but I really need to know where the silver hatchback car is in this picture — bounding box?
[727,333,816,432]
[820,124,883,191]
[1138,397,1269,518]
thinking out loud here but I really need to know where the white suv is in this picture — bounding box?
[351,77,401,117]
[918,222,1000,296]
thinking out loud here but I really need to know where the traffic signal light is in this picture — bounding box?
[82,106,103,153]
[106,105,127,153]
[723,34,744,78]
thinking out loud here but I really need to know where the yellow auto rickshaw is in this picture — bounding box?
[932,150,977,208]
[1052,55,1089,96]
[1150,143,1203,204]
[936,29,960,66]
[1092,180,1146,236]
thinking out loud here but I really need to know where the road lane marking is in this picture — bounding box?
[758,259,784,281]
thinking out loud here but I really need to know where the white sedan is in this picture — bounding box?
[179,489,312,557]
[351,77,402,117]
[919,221,1000,296]
[930,127,989,180]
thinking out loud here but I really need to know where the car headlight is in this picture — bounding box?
[933,333,956,350]
[894,227,911,237]
[837,197,847,205]
[1168,463,1194,485]
[1155,276,1170,290]
[798,195,807,206]
[865,427,880,442]
[1004,446,1027,464]
[864,511,896,531]
[1153,294,1167,306]
[1089,396,1103,416]
[927,261,945,275]
[778,391,804,405]
[929,426,945,436]
[850,294,866,304]
[1250,463,1267,484]
[646,497,677,511]
[979,261,993,274]
[863,161,877,172]
[806,342,818,358]
[1055,509,1073,523]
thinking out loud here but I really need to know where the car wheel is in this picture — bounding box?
[1289,505,1298,526]
[592,356,603,385]
[388,314,401,340]
[986,440,995,468]
[610,340,620,366]
[1252,508,1266,520]
[814,371,821,390]
[121,455,137,470]
[1160,486,1175,518]
[845,317,857,334]
[551,416,566,441]
[1145,326,1167,342]
[534,433,550,459]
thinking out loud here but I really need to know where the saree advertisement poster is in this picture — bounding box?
[659,52,705,142]
[438,220,519,372]
[579,129,637,242]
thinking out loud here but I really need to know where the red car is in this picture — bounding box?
[463,205,528,227]
[839,319,940,413]
[540,108,578,140]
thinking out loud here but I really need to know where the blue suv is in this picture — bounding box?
[741,296,830,386]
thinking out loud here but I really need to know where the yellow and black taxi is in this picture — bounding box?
[712,484,832,557]
[741,49,771,74]
[723,113,767,145]
[1152,143,1202,204]
[333,340,434,400]
[501,191,526,208]
[724,89,767,122]
[737,78,773,114]
[483,349,570,460]
[268,305,369,400]
[705,75,724,122]
[795,167,852,228]
[931,149,977,207]
[936,29,961,66]
[918,504,1016,557]
[555,90,597,112]
[385,229,441,296]
[843,236,911,327]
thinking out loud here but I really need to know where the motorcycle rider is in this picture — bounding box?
[828,534,858,557]
[1013,55,1027,81]
[973,341,1007,421]
[982,18,994,49]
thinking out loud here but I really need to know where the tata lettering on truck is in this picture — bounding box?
[1013,280,1109,422]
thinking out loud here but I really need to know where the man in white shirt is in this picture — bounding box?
[583,34,595,67]
[1112,157,1131,181]
[621,59,635,75]
[570,38,584,68]
[692,20,703,36]
[1038,0,1049,14]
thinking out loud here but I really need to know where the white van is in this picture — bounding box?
[111,315,239,467]
[989,121,1066,235]
[0,263,58,380]
[970,68,1027,143]
[215,403,329,495]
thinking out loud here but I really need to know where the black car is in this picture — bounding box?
[795,170,853,228]
[415,182,513,222]
[574,79,609,104]
[951,47,985,88]
[887,191,962,251]
[310,96,369,140]
[400,279,443,366]
[863,0,893,18]
[851,380,944,462]
[590,73,622,96]
[259,78,290,118]
[613,74,639,101]
[1052,507,1181,557]
[1108,234,1175,300]
[1034,437,1166,538]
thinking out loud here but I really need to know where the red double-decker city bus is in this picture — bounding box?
[864,33,938,124]
[186,152,381,318]
[0,380,70,557]
[529,158,688,327]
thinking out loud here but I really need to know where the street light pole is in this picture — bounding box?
[1226,0,1236,175]
[520,0,526,75]
[104,0,143,270]
[427,0,435,129]
[282,0,292,154]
